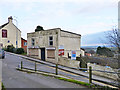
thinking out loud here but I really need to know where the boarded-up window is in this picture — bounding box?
[47,50,55,59]
[29,49,39,56]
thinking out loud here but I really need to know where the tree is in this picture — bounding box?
[106,28,120,53]
[96,46,114,57]
[35,25,44,32]
[88,50,95,54]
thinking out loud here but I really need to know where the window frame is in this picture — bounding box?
[31,38,35,46]
[49,36,53,46]
[24,42,27,46]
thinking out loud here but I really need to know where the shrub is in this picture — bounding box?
[6,45,15,52]
[96,46,114,57]
[16,48,24,54]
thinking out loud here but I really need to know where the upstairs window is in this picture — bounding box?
[31,38,35,46]
[49,36,53,46]
[2,29,7,38]
[24,42,27,46]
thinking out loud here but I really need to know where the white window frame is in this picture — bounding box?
[49,36,53,46]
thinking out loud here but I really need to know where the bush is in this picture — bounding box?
[96,46,114,57]
[6,45,15,52]
[16,48,24,54]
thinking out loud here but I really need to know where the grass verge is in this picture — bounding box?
[56,77,91,87]
[16,68,119,89]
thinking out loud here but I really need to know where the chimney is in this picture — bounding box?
[8,16,13,23]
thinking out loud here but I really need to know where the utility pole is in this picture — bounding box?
[55,31,59,75]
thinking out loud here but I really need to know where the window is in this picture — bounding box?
[24,42,27,46]
[47,50,55,59]
[49,36,53,46]
[2,29,7,38]
[31,38,35,46]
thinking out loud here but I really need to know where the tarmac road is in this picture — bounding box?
[2,52,86,88]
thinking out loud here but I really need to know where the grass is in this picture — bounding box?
[54,77,118,89]
[2,83,5,90]
[17,68,119,89]
[56,77,91,87]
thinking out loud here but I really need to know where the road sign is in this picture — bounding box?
[59,45,64,56]
[71,51,76,60]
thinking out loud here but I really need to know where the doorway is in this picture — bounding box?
[41,48,45,61]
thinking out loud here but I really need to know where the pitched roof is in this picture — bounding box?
[0,22,9,29]
[0,22,21,32]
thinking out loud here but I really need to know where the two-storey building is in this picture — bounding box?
[27,28,83,62]
[0,16,21,48]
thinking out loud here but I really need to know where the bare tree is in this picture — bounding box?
[106,28,120,53]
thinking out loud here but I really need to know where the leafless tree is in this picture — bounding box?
[106,28,120,53]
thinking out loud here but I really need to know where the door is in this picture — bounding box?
[41,48,45,61]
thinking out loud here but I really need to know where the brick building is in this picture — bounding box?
[21,38,27,52]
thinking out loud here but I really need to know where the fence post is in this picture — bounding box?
[35,62,37,72]
[21,61,23,70]
[56,64,58,75]
[89,66,92,84]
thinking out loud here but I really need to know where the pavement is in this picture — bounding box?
[7,52,119,88]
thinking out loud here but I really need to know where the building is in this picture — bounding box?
[27,28,83,62]
[21,38,27,52]
[0,16,21,48]
[85,53,92,56]
[80,48,85,57]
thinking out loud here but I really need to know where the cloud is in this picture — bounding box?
[0,0,119,3]
[72,22,117,36]
[0,0,118,40]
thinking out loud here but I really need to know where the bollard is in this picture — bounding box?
[21,61,23,70]
[35,62,37,72]
[89,66,92,84]
[56,64,58,75]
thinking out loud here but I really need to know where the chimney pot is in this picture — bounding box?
[8,16,13,23]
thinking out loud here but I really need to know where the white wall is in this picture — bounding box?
[59,30,81,57]
[0,21,21,48]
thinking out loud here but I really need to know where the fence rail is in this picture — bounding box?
[78,68,120,74]
[18,60,119,85]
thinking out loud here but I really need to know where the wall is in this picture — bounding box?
[21,38,27,52]
[0,21,21,48]
[80,49,85,56]
[87,63,119,80]
[27,28,82,63]
[58,57,80,68]
[27,28,60,60]
[59,30,81,58]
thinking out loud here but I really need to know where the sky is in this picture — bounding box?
[0,0,118,40]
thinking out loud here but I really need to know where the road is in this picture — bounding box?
[2,52,86,88]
